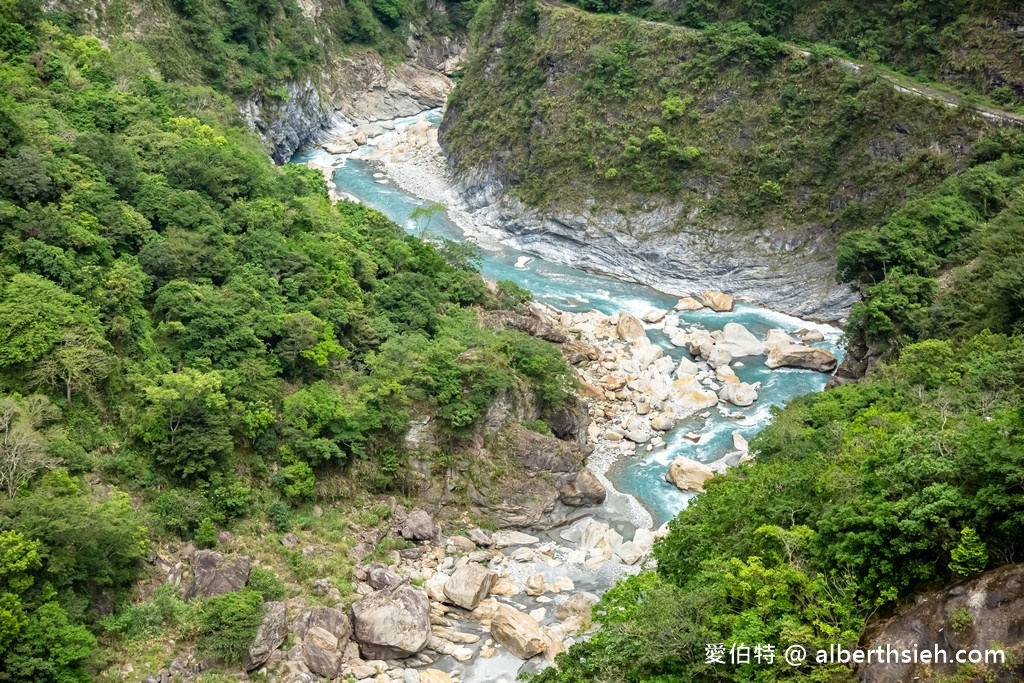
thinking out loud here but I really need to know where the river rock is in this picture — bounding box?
[650,414,674,431]
[446,535,477,554]
[615,541,644,565]
[183,550,252,600]
[674,297,704,311]
[443,565,497,610]
[795,327,825,342]
[351,584,431,659]
[493,530,540,548]
[701,290,734,312]
[401,509,438,541]
[625,429,650,444]
[418,671,453,683]
[243,601,288,671]
[554,592,599,624]
[468,528,493,547]
[719,381,758,407]
[719,322,764,356]
[525,573,545,596]
[765,343,837,372]
[491,604,547,659]
[671,376,719,411]
[616,313,645,341]
[666,457,715,493]
[676,357,700,376]
[763,328,798,353]
[732,432,749,451]
[643,308,667,323]
[706,346,733,369]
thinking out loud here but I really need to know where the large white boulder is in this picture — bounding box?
[718,322,764,356]
[491,604,547,659]
[666,457,715,493]
[701,290,735,312]
[443,565,497,610]
[766,344,837,372]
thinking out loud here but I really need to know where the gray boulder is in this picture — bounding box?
[443,564,498,610]
[183,550,251,600]
[352,584,431,659]
[400,509,438,541]
[294,606,352,679]
[244,601,288,671]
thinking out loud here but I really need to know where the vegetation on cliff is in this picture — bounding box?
[442,0,989,246]
[565,0,1024,109]
[0,5,571,680]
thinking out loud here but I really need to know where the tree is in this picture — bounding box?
[0,395,59,499]
[28,329,112,402]
[0,274,99,372]
[135,368,233,479]
[949,527,987,577]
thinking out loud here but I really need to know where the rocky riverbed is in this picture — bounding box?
[264,111,843,683]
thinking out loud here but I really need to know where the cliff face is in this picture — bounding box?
[49,0,466,161]
[439,0,997,321]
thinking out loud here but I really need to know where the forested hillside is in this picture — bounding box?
[566,0,1024,108]
[0,4,571,680]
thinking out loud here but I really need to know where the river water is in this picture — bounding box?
[289,111,844,681]
[292,113,842,527]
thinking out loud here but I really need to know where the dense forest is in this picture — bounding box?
[0,3,568,680]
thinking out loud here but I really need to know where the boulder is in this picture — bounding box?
[706,346,733,369]
[615,313,645,341]
[400,509,438,541]
[732,432,749,451]
[666,457,715,493]
[447,535,477,554]
[614,541,644,565]
[701,290,734,312]
[366,562,405,590]
[554,592,599,624]
[244,601,288,671]
[351,584,431,659]
[671,376,720,412]
[443,565,498,610]
[763,328,798,353]
[491,604,547,659]
[419,671,454,683]
[718,382,758,407]
[650,414,674,431]
[295,606,352,679]
[718,323,764,356]
[183,550,252,600]
[643,309,667,323]
[493,530,540,548]
[765,343,837,372]
[468,528,493,547]
[525,573,545,597]
[796,327,825,342]
[674,297,704,311]
[558,468,607,507]
[676,357,700,376]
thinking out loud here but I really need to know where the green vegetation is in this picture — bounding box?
[443,0,986,240]
[0,4,570,680]
[534,331,1024,682]
[51,0,477,99]
[564,0,1024,108]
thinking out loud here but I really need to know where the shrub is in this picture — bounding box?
[197,589,265,663]
[267,500,292,532]
[247,566,285,602]
[194,517,218,549]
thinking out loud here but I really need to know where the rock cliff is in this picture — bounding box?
[440,0,995,321]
